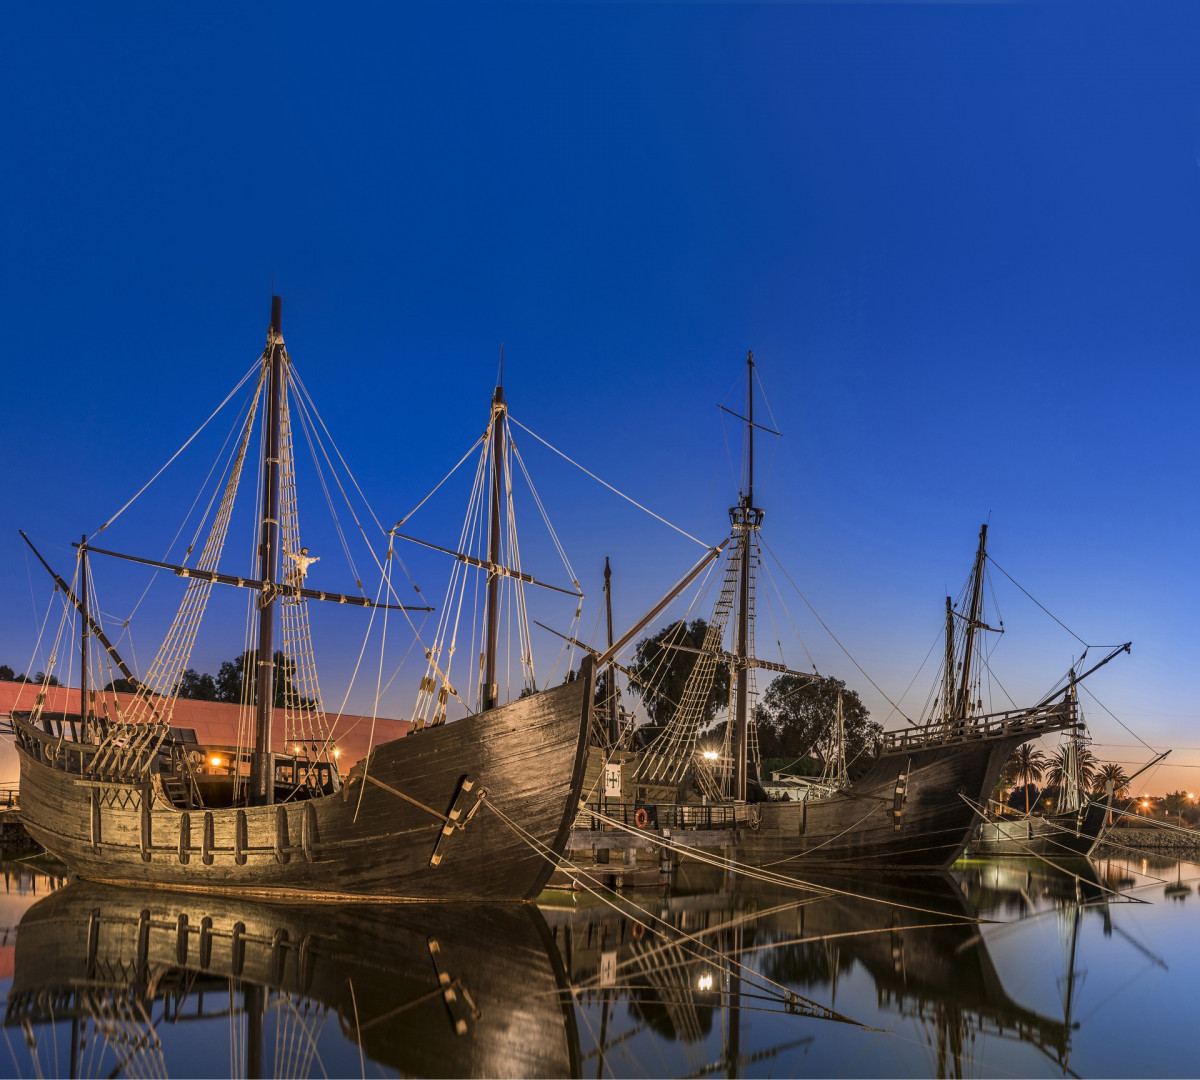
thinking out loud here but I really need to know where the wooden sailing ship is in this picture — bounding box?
[575,354,1128,871]
[12,298,594,901]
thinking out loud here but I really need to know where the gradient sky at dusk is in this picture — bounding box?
[2,2,1198,793]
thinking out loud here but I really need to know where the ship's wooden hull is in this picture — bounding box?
[713,732,1029,871]
[6,881,580,1078]
[966,799,1109,857]
[15,666,592,902]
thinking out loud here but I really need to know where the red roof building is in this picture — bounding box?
[0,680,411,785]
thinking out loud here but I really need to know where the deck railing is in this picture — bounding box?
[881,697,1077,753]
[574,800,752,832]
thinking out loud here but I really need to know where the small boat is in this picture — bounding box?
[12,298,594,901]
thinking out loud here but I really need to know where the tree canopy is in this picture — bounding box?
[627,619,730,727]
[214,650,313,707]
[756,675,881,772]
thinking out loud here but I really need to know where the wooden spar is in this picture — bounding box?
[953,524,988,722]
[251,296,284,807]
[20,531,141,690]
[653,640,819,680]
[604,557,619,745]
[392,534,578,598]
[715,404,781,436]
[79,535,89,726]
[483,378,506,711]
[533,620,641,684]
[77,544,432,611]
[1032,641,1132,710]
[596,539,729,668]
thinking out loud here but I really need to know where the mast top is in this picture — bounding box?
[270,295,282,335]
[494,344,505,407]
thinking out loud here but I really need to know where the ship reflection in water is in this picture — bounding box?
[0,855,1180,1078]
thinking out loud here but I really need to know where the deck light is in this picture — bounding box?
[702,751,718,761]
[210,756,222,768]
[698,973,713,991]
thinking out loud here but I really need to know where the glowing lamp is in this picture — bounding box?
[698,973,713,991]
[210,757,222,768]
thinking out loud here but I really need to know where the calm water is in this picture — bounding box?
[0,852,1196,1078]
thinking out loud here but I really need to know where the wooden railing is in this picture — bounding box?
[881,698,1077,753]
[575,800,751,832]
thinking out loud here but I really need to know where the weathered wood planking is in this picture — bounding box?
[15,659,593,901]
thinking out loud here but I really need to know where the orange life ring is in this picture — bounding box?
[633,921,646,940]
[634,807,649,828]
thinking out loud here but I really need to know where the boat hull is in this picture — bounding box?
[15,667,592,902]
[966,799,1109,857]
[710,732,1030,872]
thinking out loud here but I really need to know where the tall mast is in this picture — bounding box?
[250,295,284,806]
[604,557,619,745]
[942,596,954,723]
[952,523,988,722]
[731,350,762,802]
[79,535,89,727]
[483,370,506,712]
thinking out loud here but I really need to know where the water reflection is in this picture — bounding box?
[5,883,579,1078]
[547,863,1092,1078]
[4,854,1190,1078]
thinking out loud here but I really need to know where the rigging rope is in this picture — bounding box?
[94,360,259,537]
[987,555,1088,647]
[508,415,708,548]
[760,536,913,725]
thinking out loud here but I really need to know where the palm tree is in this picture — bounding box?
[1093,761,1129,799]
[1008,743,1048,814]
[1094,761,1130,825]
[1045,741,1097,796]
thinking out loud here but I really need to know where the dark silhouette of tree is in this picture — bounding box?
[1093,761,1129,800]
[1044,742,1097,795]
[1007,744,1047,814]
[33,671,60,687]
[0,664,14,681]
[757,676,881,774]
[215,650,312,707]
[103,678,139,693]
[628,619,729,726]
[176,668,218,701]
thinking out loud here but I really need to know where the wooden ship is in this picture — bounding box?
[11,298,596,901]
[5,880,580,1078]
[573,354,1128,871]
[968,714,1112,858]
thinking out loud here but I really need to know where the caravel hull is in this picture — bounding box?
[729,732,1030,872]
[967,799,1109,858]
[15,668,592,902]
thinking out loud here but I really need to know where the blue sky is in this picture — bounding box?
[2,2,1198,792]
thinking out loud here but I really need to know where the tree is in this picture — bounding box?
[757,676,882,775]
[1044,741,1097,795]
[627,620,730,727]
[103,678,139,693]
[33,671,60,687]
[0,664,14,681]
[215,650,312,707]
[1007,743,1048,814]
[1093,761,1129,800]
[1165,790,1190,822]
[176,668,218,701]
